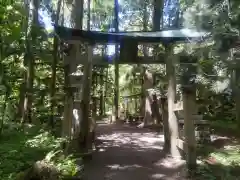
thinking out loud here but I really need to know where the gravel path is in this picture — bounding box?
[82,122,185,180]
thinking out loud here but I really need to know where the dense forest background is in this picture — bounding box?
[1,0,240,179]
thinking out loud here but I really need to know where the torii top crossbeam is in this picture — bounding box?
[55,26,209,65]
[55,26,209,44]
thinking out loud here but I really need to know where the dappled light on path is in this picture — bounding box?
[83,123,185,180]
[97,131,164,151]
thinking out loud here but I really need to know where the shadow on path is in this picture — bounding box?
[83,122,185,180]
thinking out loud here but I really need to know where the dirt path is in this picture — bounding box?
[82,122,185,180]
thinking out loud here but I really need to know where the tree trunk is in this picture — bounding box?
[165,45,180,158]
[23,49,34,123]
[141,1,147,118]
[228,48,240,127]
[18,0,30,123]
[0,65,9,135]
[67,0,83,140]
[104,66,109,114]
[143,70,154,125]
[142,0,164,126]
[50,0,62,128]
[114,0,119,123]
[18,81,26,122]
[99,67,104,116]
[152,0,163,55]
[140,76,145,117]
[152,93,162,124]
[113,50,119,122]
[62,65,72,138]
[24,0,39,123]
[153,0,163,31]
[152,0,163,121]
[0,92,9,135]
[232,68,240,128]
[236,87,240,129]
[79,45,93,152]
[72,0,83,28]
[142,0,151,123]
[78,0,93,152]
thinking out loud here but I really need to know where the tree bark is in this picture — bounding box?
[0,91,9,135]
[114,0,119,123]
[62,65,72,138]
[231,48,240,128]
[141,1,148,117]
[18,80,26,122]
[140,76,145,117]
[153,0,163,31]
[79,45,93,152]
[18,0,30,123]
[50,0,62,128]
[141,0,164,126]
[65,0,84,142]
[77,0,93,152]
[104,66,109,114]
[24,0,40,123]
[99,67,104,116]
[152,93,162,124]
[143,70,154,125]
[232,68,240,128]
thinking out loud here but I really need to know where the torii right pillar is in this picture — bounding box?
[180,55,198,174]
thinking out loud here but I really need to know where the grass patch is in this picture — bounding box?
[210,145,240,166]
[196,144,240,179]
[0,123,80,180]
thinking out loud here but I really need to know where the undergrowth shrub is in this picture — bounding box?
[0,123,81,180]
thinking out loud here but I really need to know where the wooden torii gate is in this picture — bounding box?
[55,26,209,170]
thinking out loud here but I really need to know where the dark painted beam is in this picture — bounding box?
[55,26,209,44]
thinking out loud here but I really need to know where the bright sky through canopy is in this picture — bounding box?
[40,0,208,56]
